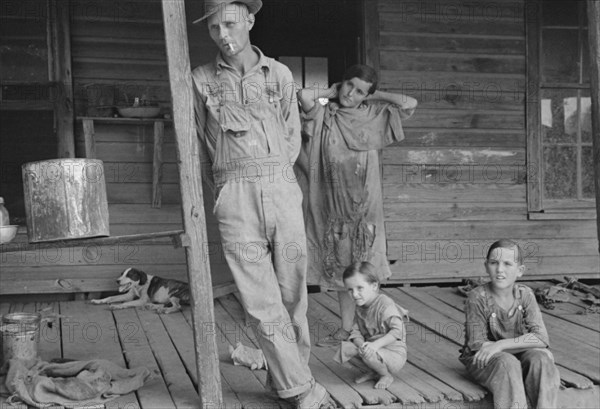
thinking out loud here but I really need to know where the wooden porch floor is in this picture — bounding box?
[1,282,599,409]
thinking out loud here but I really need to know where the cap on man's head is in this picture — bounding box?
[193,0,263,24]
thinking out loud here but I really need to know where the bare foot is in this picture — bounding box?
[378,394,395,405]
[355,372,377,384]
[374,374,394,389]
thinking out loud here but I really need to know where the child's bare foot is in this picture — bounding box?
[374,374,394,389]
[355,372,377,384]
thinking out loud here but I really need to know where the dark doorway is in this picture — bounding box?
[252,0,362,90]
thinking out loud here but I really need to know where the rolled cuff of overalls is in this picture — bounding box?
[277,377,314,399]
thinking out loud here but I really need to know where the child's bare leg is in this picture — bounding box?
[338,291,356,333]
[359,353,394,389]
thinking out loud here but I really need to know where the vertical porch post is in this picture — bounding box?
[587,0,600,252]
[47,0,75,158]
[161,0,223,406]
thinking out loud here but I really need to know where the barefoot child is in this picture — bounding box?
[335,262,408,390]
[460,239,561,409]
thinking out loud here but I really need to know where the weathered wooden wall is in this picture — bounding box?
[373,0,599,283]
[2,0,598,296]
[0,0,231,296]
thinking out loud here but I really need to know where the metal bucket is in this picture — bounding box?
[1,312,41,364]
[22,159,110,243]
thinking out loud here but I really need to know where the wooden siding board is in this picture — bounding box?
[386,221,600,240]
[70,21,165,40]
[380,51,525,74]
[1,243,186,266]
[383,165,526,184]
[72,61,168,81]
[383,183,526,203]
[381,71,525,94]
[382,147,525,165]
[383,203,527,222]
[380,14,524,37]
[380,32,524,54]
[102,163,180,184]
[95,143,178,163]
[388,239,600,260]
[389,257,600,279]
[397,91,525,112]
[71,41,167,61]
[400,109,525,129]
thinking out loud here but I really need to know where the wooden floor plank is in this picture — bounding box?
[425,287,599,386]
[135,308,201,409]
[112,308,178,409]
[181,307,255,409]
[312,292,463,402]
[210,302,286,409]
[60,301,140,408]
[37,301,62,361]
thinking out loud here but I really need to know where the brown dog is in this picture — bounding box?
[90,268,190,314]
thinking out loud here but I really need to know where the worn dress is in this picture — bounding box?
[460,283,561,409]
[298,101,413,289]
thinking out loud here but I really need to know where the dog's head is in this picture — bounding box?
[116,268,148,293]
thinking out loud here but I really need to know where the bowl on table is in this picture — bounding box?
[0,225,18,244]
[117,106,161,118]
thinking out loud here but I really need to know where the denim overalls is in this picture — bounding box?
[461,285,561,409]
[194,55,313,399]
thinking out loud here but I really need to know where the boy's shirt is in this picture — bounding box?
[460,283,550,360]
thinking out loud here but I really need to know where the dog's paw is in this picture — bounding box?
[89,299,103,305]
[108,304,124,310]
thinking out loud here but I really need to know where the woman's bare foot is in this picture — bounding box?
[355,371,377,384]
[374,374,394,389]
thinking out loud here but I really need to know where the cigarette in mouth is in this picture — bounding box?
[226,43,235,52]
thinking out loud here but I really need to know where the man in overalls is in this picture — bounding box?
[192,1,335,408]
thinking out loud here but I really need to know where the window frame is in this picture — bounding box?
[526,0,595,216]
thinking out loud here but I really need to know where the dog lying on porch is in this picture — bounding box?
[90,267,190,314]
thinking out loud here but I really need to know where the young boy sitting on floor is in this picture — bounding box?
[460,239,561,409]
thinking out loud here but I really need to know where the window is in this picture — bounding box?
[527,0,593,213]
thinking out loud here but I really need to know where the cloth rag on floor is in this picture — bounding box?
[228,342,268,370]
[3,358,153,408]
